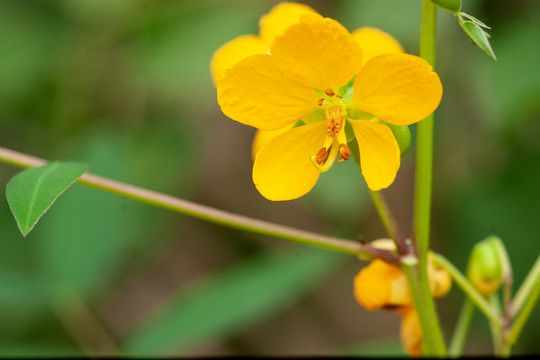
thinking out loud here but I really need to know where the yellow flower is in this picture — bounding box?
[215,10,442,201]
[211,2,317,84]
[397,306,423,357]
[353,256,451,357]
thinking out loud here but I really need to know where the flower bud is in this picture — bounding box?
[467,237,504,296]
[383,122,411,156]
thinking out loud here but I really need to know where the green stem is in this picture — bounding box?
[506,256,540,351]
[406,1,446,356]
[488,295,508,357]
[401,264,434,354]
[368,190,408,254]
[448,299,475,357]
[433,254,500,324]
[511,255,540,317]
[0,146,371,257]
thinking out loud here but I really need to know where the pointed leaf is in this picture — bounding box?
[460,12,491,29]
[431,0,461,13]
[460,20,497,60]
[6,161,87,236]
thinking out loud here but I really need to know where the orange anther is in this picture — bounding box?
[315,147,329,164]
[338,144,351,162]
[336,94,343,99]
[324,87,335,97]
[318,98,325,106]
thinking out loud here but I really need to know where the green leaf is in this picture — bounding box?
[460,12,490,29]
[6,162,87,237]
[460,19,497,60]
[125,248,346,355]
[431,0,461,13]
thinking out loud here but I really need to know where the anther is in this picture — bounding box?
[318,98,325,106]
[314,147,329,165]
[336,94,343,99]
[338,144,351,162]
[324,87,335,97]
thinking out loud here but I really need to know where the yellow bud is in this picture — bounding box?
[467,237,503,296]
[428,253,452,298]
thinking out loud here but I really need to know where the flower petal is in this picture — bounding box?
[398,306,423,357]
[354,259,402,310]
[252,123,326,201]
[351,27,403,65]
[349,120,400,191]
[218,54,319,130]
[211,35,268,84]
[251,125,294,160]
[351,53,442,126]
[259,2,318,44]
[428,254,452,298]
[271,13,363,91]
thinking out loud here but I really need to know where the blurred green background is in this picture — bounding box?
[0,0,539,356]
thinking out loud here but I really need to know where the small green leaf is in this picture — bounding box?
[6,161,88,236]
[460,12,491,29]
[460,19,497,60]
[431,0,461,13]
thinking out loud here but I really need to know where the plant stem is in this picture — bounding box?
[0,146,370,257]
[401,264,434,354]
[407,1,446,356]
[433,254,500,324]
[415,0,437,257]
[506,256,540,352]
[368,190,408,254]
[448,299,475,357]
[511,255,540,318]
[488,295,507,356]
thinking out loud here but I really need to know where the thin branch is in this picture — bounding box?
[433,254,500,325]
[0,146,370,257]
[368,190,408,255]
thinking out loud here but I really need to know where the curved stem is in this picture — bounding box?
[448,299,475,357]
[368,190,408,254]
[511,255,540,317]
[0,146,369,257]
[506,256,540,351]
[433,254,500,324]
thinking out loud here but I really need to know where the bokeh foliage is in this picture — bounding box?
[0,0,539,356]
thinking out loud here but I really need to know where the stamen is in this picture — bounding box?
[318,98,325,106]
[324,87,335,97]
[336,94,343,99]
[338,144,351,162]
[314,147,329,164]
[310,142,339,172]
[324,106,344,139]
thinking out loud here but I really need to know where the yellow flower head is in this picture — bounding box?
[211,2,317,84]
[214,4,442,201]
[353,256,451,310]
[353,255,451,357]
[398,306,423,357]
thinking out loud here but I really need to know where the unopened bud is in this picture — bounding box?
[383,122,411,157]
[467,237,503,296]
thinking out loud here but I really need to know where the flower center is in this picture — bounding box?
[310,88,351,172]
